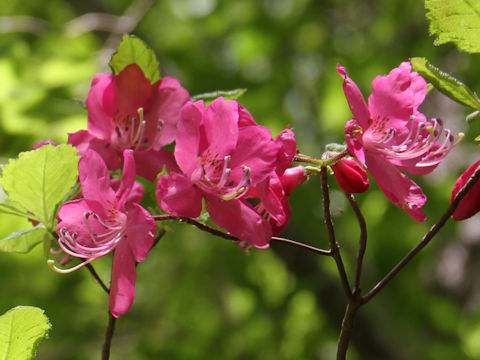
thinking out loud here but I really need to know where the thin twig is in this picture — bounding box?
[361,165,480,304]
[154,215,331,256]
[85,263,110,294]
[271,236,332,256]
[154,215,237,240]
[102,312,117,360]
[346,193,367,295]
[320,167,353,300]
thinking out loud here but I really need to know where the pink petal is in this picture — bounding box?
[114,64,153,116]
[205,196,272,248]
[134,148,179,181]
[126,203,156,262]
[78,149,116,204]
[116,150,136,209]
[344,119,366,166]
[368,62,427,130]
[274,128,297,176]
[111,179,145,207]
[174,101,204,177]
[86,73,116,138]
[68,130,121,170]
[337,64,370,129]
[255,175,286,226]
[204,98,239,159]
[237,103,257,127]
[110,239,137,317]
[156,173,203,218]
[149,76,190,148]
[366,153,426,221]
[229,125,279,184]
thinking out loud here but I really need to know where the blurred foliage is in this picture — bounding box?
[1,0,480,359]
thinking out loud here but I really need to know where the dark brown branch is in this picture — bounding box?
[154,215,331,256]
[85,263,110,294]
[361,165,480,304]
[337,300,360,360]
[346,193,367,295]
[102,312,117,360]
[320,167,353,300]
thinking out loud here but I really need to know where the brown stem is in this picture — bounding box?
[337,300,360,360]
[361,165,480,304]
[153,215,331,256]
[102,312,117,360]
[85,263,110,294]
[346,194,367,295]
[320,167,353,300]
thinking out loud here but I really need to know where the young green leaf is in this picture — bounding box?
[0,306,51,360]
[191,88,247,104]
[410,57,480,110]
[109,34,160,84]
[0,225,48,254]
[426,0,480,53]
[0,144,79,231]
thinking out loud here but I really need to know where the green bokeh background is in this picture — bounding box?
[2,0,480,359]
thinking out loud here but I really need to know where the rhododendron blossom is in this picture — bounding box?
[69,63,189,181]
[338,62,456,221]
[54,149,156,317]
[156,98,298,248]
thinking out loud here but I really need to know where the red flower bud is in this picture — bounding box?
[280,166,307,195]
[451,160,480,221]
[331,158,369,194]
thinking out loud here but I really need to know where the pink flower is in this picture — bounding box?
[338,62,456,221]
[55,149,156,317]
[69,63,190,181]
[451,160,480,221]
[156,98,287,248]
[258,165,307,237]
[331,158,369,194]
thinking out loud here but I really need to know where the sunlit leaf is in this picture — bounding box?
[426,0,480,53]
[0,225,48,254]
[191,88,247,104]
[411,57,480,109]
[0,306,51,360]
[0,144,79,231]
[109,34,160,83]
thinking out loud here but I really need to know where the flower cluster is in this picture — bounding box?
[53,65,303,316]
[51,58,460,317]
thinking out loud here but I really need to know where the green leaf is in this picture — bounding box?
[191,88,247,104]
[411,57,480,109]
[0,225,48,254]
[426,0,480,53]
[109,34,160,83]
[0,306,51,360]
[0,144,79,231]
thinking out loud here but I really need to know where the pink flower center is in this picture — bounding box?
[51,211,127,273]
[362,115,455,165]
[112,108,164,152]
[192,152,252,200]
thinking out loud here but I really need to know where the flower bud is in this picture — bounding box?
[280,166,307,195]
[451,160,480,221]
[331,158,369,194]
